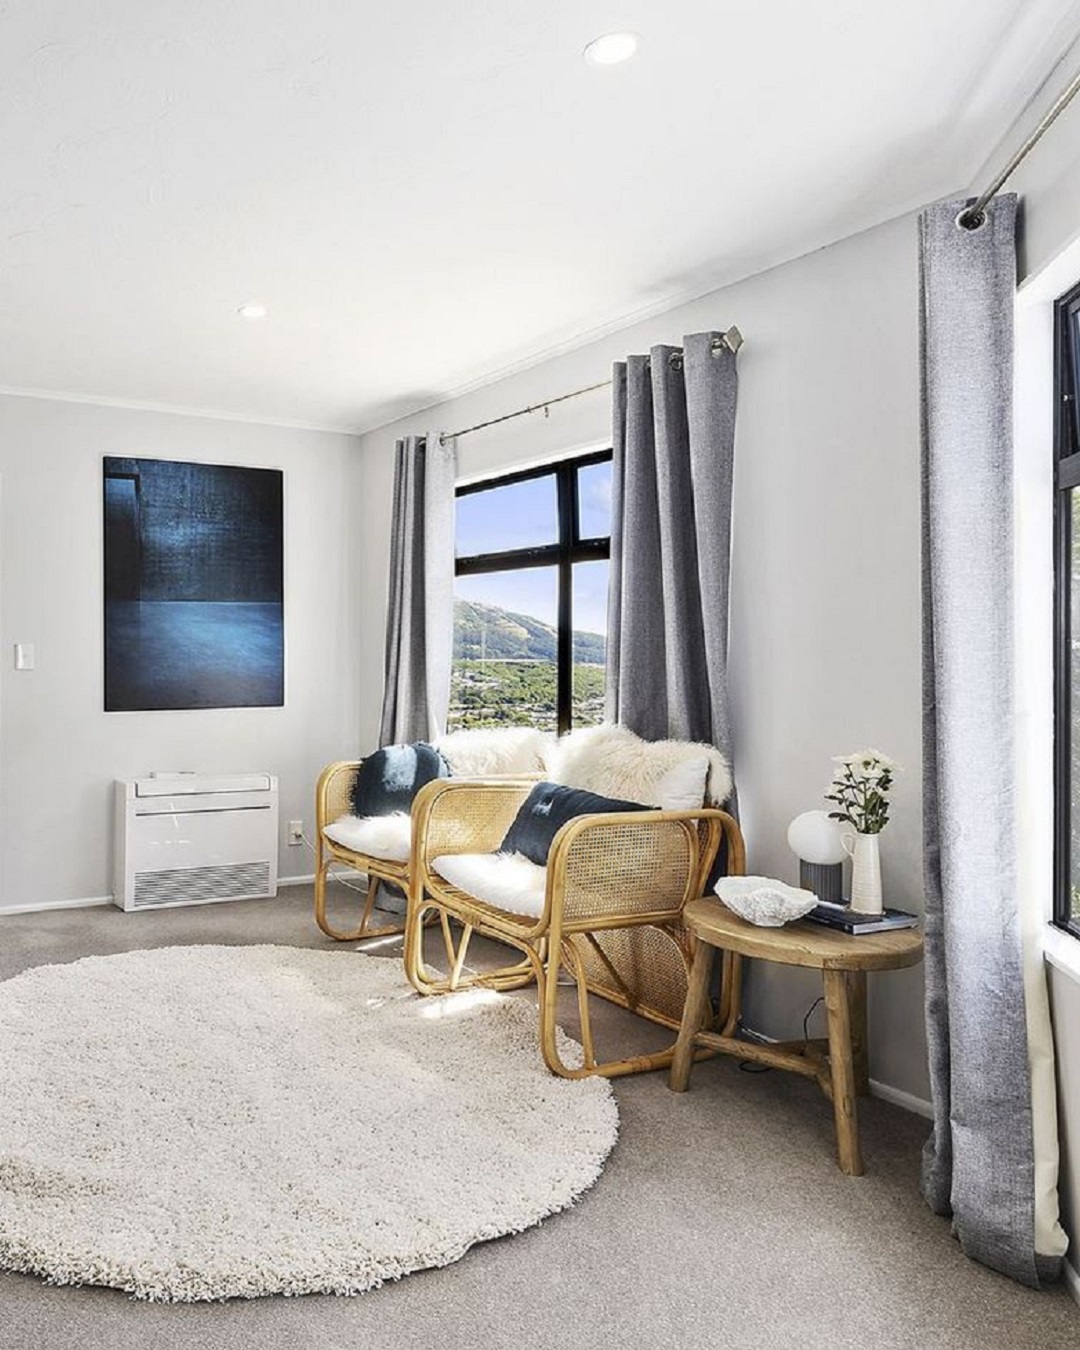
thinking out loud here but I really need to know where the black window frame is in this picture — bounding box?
[1054,283,1080,936]
[454,448,613,735]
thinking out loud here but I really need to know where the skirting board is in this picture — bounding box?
[0,894,113,916]
[0,882,317,916]
[868,1077,933,1121]
[1064,1258,1080,1307]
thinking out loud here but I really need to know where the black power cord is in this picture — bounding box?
[736,994,825,1074]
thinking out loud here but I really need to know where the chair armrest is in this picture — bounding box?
[315,760,362,833]
[412,778,535,875]
[547,808,744,927]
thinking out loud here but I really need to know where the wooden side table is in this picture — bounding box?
[669,897,924,1175]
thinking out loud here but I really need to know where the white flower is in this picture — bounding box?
[831,748,899,782]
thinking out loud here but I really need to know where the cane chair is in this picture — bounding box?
[403,777,745,1079]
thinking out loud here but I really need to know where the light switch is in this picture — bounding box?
[14,643,34,671]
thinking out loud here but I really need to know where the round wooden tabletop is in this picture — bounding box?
[683,896,924,972]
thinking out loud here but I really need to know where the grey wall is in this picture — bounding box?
[357,211,930,1106]
[0,395,362,906]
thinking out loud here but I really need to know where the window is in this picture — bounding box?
[450,450,612,734]
[1054,285,1080,934]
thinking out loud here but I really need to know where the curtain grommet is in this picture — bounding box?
[956,207,987,232]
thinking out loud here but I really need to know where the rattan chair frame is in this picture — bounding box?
[314,760,414,942]
[404,777,746,1079]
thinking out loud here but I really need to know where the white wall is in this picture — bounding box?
[357,213,930,1104]
[0,394,362,909]
[1006,64,1080,1267]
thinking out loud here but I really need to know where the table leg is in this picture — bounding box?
[846,970,869,1096]
[721,951,743,1036]
[823,968,863,1176]
[669,936,716,1093]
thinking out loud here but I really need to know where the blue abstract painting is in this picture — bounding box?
[104,457,284,711]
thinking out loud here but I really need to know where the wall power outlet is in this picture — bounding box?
[288,820,304,846]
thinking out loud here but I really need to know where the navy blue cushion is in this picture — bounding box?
[499,781,649,866]
[350,743,450,818]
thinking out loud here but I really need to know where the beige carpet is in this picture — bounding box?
[0,885,1075,1349]
[0,944,616,1300]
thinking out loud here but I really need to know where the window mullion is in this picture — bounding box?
[556,462,574,734]
[1054,286,1080,933]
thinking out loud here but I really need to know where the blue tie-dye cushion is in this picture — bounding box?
[350,743,450,818]
[499,781,648,866]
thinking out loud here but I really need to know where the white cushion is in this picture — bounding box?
[654,758,709,810]
[433,852,548,919]
[323,813,411,862]
[545,723,731,806]
[435,726,553,777]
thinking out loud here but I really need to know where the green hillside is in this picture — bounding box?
[449,599,607,731]
[453,599,605,664]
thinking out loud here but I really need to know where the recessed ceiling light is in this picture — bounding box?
[583,32,640,67]
[237,302,268,320]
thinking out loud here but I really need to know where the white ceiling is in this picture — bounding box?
[2,0,1079,432]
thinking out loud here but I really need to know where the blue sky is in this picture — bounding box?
[455,463,611,635]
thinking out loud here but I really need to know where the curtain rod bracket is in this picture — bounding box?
[721,325,744,354]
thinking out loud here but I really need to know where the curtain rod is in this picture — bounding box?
[959,63,1080,228]
[439,325,743,443]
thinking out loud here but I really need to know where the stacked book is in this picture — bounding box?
[804,900,918,936]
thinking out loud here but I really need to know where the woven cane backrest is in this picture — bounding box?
[318,762,361,830]
[559,817,696,924]
[418,781,533,859]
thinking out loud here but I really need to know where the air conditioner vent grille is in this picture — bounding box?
[133,862,271,908]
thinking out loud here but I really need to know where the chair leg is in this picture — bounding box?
[560,938,597,1071]
[315,862,405,943]
[359,876,381,933]
[404,896,440,993]
[449,924,474,990]
[536,937,678,1081]
[314,857,368,942]
[404,900,535,996]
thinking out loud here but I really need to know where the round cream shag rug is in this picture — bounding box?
[0,945,618,1301]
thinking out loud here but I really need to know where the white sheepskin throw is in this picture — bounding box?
[0,946,617,1302]
[434,852,548,918]
[436,726,552,777]
[323,811,411,861]
[545,723,732,806]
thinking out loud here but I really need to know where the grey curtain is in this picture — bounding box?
[606,332,738,769]
[379,434,456,746]
[920,194,1061,1285]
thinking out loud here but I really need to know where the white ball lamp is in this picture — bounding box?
[786,810,846,903]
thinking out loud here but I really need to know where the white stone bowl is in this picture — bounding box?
[715,876,818,927]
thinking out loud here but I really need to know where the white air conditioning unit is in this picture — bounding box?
[114,773,279,911]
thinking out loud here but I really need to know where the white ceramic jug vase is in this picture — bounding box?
[841,831,883,915]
